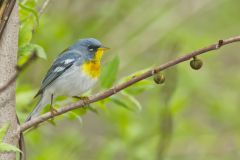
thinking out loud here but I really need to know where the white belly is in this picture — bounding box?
[46,65,97,97]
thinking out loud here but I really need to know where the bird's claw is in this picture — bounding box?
[50,106,58,117]
[73,96,89,106]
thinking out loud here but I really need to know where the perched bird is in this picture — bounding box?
[25,38,109,121]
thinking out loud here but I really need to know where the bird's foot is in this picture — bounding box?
[73,96,90,106]
[50,106,58,117]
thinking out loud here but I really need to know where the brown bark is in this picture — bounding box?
[0,3,19,160]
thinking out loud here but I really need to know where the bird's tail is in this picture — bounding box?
[25,94,45,122]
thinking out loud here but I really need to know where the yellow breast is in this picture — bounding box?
[81,48,105,78]
[82,61,101,78]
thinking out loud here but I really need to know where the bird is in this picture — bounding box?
[25,38,109,121]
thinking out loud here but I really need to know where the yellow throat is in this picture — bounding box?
[82,48,105,78]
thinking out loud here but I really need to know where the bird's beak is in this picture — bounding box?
[99,46,110,51]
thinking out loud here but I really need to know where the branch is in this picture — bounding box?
[20,35,240,132]
[0,52,37,93]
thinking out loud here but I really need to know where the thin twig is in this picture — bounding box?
[32,0,51,33]
[0,0,8,18]
[20,35,240,132]
[0,0,16,40]
[38,0,51,17]
[0,52,37,93]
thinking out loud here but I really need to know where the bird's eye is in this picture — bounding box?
[88,46,95,52]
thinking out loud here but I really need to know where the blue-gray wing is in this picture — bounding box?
[34,49,81,97]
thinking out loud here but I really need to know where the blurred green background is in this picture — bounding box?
[17,0,240,159]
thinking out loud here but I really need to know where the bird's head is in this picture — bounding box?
[72,38,109,62]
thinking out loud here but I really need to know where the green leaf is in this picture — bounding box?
[19,18,34,47]
[54,95,68,102]
[95,100,108,111]
[19,3,39,25]
[109,97,135,111]
[34,44,47,59]
[17,55,28,66]
[67,111,83,124]
[121,91,142,111]
[20,0,37,9]
[0,124,10,142]
[72,108,87,116]
[120,67,152,82]
[88,106,99,114]
[0,143,22,153]
[18,43,47,59]
[124,79,154,95]
[48,119,57,126]
[100,56,119,88]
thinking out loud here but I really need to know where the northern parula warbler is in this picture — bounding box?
[25,38,109,121]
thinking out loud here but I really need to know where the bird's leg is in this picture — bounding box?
[73,96,98,114]
[50,94,58,116]
[73,96,90,107]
